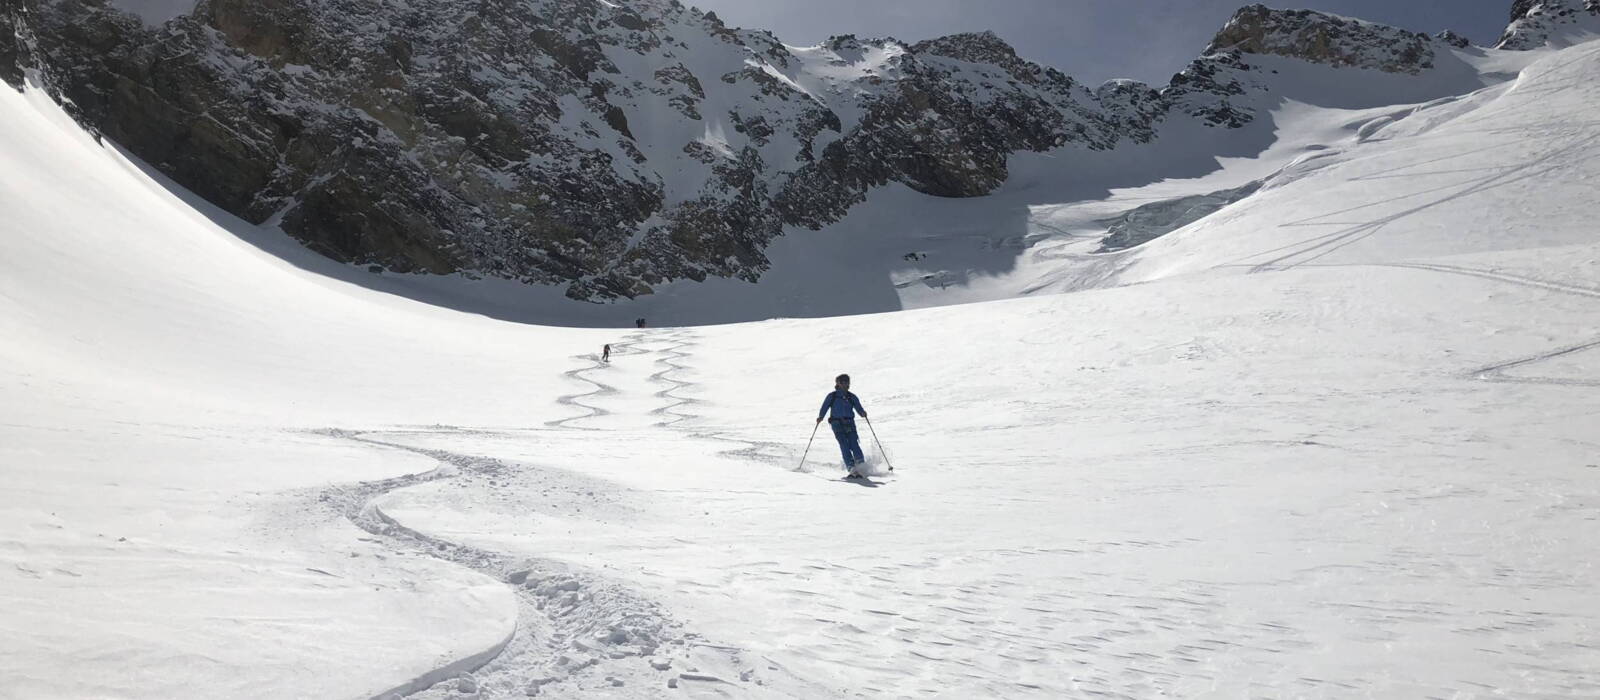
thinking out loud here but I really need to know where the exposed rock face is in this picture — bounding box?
[1096,79,1166,136]
[1162,49,1260,129]
[1208,5,1437,74]
[1497,0,1600,49]
[9,0,669,286]
[0,1,1509,300]
[1435,30,1474,49]
[0,9,20,87]
[768,32,1127,225]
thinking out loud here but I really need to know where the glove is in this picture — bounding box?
[816,417,823,425]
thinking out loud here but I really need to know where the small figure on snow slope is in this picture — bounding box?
[602,343,611,363]
[817,373,869,478]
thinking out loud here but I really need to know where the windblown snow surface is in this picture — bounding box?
[3,38,1600,700]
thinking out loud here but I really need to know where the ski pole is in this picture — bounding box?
[798,422,820,471]
[864,417,894,471]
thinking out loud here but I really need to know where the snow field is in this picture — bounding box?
[1119,42,1600,283]
[2,28,1600,700]
[375,264,1600,696]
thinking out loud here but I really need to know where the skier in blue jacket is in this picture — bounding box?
[816,373,868,477]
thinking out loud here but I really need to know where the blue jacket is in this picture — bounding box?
[818,390,867,421]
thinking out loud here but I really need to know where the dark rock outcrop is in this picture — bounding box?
[1435,30,1474,49]
[1208,5,1437,74]
[1497,0,1600,49]
[1162,49,1259,129]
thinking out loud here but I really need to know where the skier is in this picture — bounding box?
[602,344,611,363]
[816,373,868,478]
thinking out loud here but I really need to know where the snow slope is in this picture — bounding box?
[1114,41,1600,284]
[0,78,562,698]
[3,34,1600,700]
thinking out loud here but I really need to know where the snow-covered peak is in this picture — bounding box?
[1096,78,1158,102]
[1435,30,1474,49]
[910,30,1017,66]
[1207,4,1439,74]
[1095,78,1164,133]
[1496,0,1600,49]
[820,33,902,53]
[910,30,1078,88]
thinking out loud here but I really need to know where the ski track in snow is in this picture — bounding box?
[546,346,621,429]
[1379,262,1600,300]
[309,336,821,698]
[308,328,886,697]
[1470,337,1600,387]
[1377,262,1600,386]
[1241,131,1600,274]
[641,329,843,477]
[1286,261,1600,387]
[315,430,705,698]
[646,330,700,428]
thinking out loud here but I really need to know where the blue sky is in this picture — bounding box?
[687,0,1516,85]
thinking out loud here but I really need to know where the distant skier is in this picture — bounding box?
[816,373,868,478]
[636,317,647,329]
[602,344,611,363]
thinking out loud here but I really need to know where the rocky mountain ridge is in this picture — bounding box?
[1498,0,1600,49]
[0,1,1571,301]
